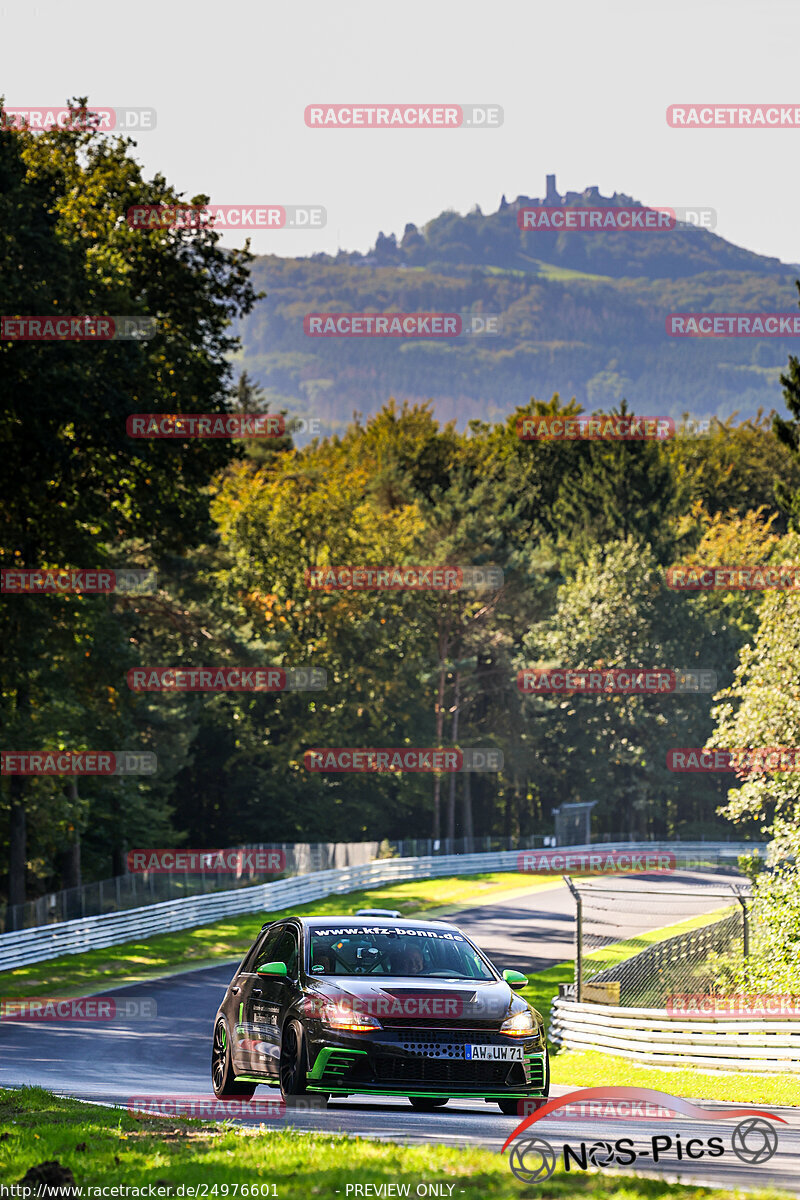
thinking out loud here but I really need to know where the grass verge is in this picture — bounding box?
[1,872,555,1001]
[1,1087,795,1198]
[550,1049,800,1107]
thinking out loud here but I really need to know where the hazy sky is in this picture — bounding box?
[2,0,796,262]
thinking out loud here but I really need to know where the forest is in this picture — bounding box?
[2,109,799,954]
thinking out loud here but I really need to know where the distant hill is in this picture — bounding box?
[233,176,800,432]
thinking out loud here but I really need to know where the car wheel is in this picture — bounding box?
[279,1018,310,1099]
[408,1097,448,1111]
[212,1018,256,1098]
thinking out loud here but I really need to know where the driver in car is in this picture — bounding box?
[394,947,425,975]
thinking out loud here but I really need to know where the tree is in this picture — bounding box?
[707,532,800,861]
[0,101,259,914]
[707,531,800,991]
[550,400,686,566]
[669,410,800,533]
[774,286,800,530]
[518,537,726,838]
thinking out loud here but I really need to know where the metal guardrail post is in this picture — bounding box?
[733,884,750,959]
[563,874,582,1002]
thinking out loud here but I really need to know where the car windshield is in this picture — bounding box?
[308,925,495,979]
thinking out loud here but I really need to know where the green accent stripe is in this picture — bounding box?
[308,1086,547,1099]
[234,1075,280,1086]
[308,1046,368,1081]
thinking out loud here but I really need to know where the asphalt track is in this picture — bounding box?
[2,871,798,1193]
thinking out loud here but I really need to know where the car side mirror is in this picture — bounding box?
[502,969,528,989]
[257,961,288,977]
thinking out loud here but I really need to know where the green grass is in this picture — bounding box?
[527,258,615,283]
[522,961,576,1026]
[550,1049,800,1107]
[0,872,555,1001]
[1,1087,795,1198]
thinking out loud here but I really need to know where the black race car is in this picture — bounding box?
[211,914,549,1113]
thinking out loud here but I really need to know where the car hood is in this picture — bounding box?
[304,976,530,1024]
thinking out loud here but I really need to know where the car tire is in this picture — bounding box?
[496,1098,523,1115]
[212,1018,256,1098]
[279,1018,310,1099]
[497,1096,548,1116]
[408,1097,448,1111]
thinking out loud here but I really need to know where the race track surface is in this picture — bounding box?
[2,871,798,1194]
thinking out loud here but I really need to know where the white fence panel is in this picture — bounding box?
[550,997,800,1072]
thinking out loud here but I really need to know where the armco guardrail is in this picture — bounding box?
[0,841,755,973]
[549,996,800,1073]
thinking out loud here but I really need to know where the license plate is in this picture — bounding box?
[465,1044,524,1061]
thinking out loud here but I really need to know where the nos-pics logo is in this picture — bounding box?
[502,1087,784,1184]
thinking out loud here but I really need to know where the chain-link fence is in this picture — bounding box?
[562,872,752,1008]
[0,841,382,932]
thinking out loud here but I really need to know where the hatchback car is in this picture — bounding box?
[211,914,549,1113]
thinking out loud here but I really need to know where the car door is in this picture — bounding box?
[244,924,300,1079]
[231,925,281,1074]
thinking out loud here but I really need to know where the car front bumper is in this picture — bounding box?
[306,1027,548,1097]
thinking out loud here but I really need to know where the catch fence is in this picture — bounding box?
[562,872,753,1007]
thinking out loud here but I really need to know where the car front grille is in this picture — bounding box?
[398,1040,467,1058]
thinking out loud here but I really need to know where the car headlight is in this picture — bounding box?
[321,1004,382,1032]
[500,1010,537,1038]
